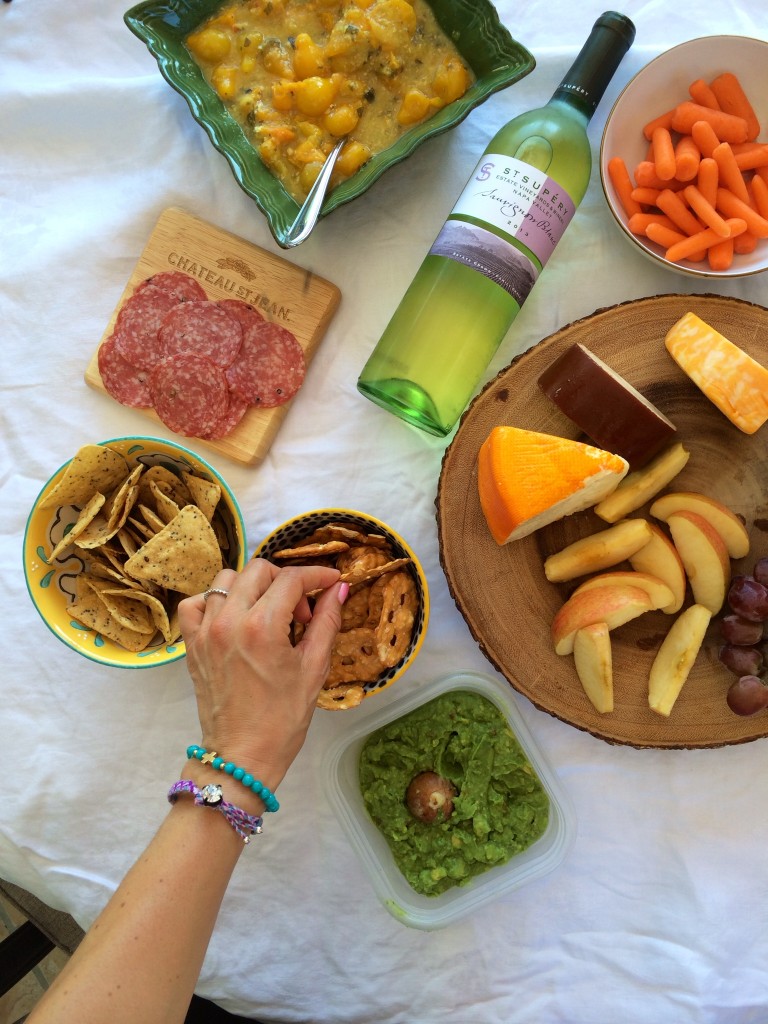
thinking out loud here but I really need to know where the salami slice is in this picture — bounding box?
[225,321,306,408]
[158,301,243,368]
[206,392,250,439]
[98,334,152,408]
[112,287,179,369]
[215,299,265,330]
[134,270,207,304]
[148,354,230,438]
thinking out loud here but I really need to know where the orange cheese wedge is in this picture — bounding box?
[664,312,768,434]
[477,426,629,544]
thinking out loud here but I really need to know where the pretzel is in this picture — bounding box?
[272,540,350,560]
[339,556,411,587]
[326,627,383,685]
[316,683,365,711]
[339,585,372,630]
[374,571,419,668]
[336,544,392,577]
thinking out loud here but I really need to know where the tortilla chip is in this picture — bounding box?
[149,480,181,525]
[100,586,174,643]
[137,503,166,534]
[46,492,106,562]
[124,504,223,596]
[182,471,221,522]
[138,464,191,508]
[69,576,152,652]
[40,444,129,510]
[83,577,156,634]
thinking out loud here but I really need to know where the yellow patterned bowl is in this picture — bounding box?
[23,436,246,669]
[254,508,429,707]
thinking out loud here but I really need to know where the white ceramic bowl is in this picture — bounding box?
[323,671,575,929]
[600,35,768,279]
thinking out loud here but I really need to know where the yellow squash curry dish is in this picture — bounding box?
[186,0,474,201]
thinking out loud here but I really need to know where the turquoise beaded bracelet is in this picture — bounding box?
[186,744,280,813]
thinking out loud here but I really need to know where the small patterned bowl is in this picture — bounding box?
[253,508,429,705]
[23,436,246,670]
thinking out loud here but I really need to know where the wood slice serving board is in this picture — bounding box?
[85,207,341,465]
[437,293,768,750]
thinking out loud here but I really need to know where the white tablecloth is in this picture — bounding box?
[3,1,768,1021]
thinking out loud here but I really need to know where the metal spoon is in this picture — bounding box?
[278,138,346,248]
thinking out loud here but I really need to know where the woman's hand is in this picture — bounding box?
[178,558,347,790]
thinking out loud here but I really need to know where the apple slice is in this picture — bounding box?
[573,623,613,713]
[649,491,749,559]
[544,518,652,583]
[552,584,653,655]
[593,442,690,523]
[648,603,712,716]
[628,522,687,614]
[572,570,674,611]
[666,510,730,615]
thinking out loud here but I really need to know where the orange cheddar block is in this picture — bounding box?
[664,312,768,434]
[477,426,629,544]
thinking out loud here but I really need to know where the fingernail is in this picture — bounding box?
[337,582,350,605]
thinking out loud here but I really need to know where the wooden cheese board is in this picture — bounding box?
[85,207,341,465]
[437,293,768,750]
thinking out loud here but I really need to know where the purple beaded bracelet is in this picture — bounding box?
[168,780,263,844]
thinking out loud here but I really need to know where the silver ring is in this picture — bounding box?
[203,588,229,601]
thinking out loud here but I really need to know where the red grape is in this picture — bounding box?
[754,558,768,587]
[727,675,768,716]
[720,614,764,645]
[719,644,764,676]
[727,576,768,622]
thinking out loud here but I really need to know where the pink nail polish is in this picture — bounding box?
[338,581,350,605]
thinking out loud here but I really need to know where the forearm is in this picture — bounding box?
[28,765,261,1024]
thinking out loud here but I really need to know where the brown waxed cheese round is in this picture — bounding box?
[405,771,457,824]
[537,343,677,469]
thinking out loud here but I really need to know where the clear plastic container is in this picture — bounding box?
[322,671,576,929]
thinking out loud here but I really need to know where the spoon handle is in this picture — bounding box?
[279,138,346,248]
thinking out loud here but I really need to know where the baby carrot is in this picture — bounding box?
[733,144,768,172]
[665,218,747,262]
[684,184,732,236]
[642,108,675,141]
[674,135,701,181]
[633,161,685,190]
[688,78,721,110]
[628,212,678,236]
[671,102,749,145]
[707,237,734,272]
[645,221,687,249]
[712,142,750,204]
[656,188,704,235]
[652,126,677,180]
[751,173,768,221]
[631,186,663,205]
[716,187,768,237]
[697,157,719,208]
[691,119,721,159]
[733,230,757,255]
[710,72,761,141]
[607,156,642,217]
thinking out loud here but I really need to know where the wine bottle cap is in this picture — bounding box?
[551,11,636,118]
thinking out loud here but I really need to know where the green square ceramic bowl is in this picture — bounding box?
[124,0,534,246]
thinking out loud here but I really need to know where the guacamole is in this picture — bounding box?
[359,690,550,897]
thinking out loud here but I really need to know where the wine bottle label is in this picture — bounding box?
[429,154,577,303]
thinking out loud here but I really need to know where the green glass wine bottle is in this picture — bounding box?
[357,11,636,437]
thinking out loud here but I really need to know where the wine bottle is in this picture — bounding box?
[357,11,636,437]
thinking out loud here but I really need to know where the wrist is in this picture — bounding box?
[184,744,281,815]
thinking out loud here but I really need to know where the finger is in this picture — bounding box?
[255,564,341,636]
[178,568,238,636]
[224,557,280,608]
[298,581,346,683]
